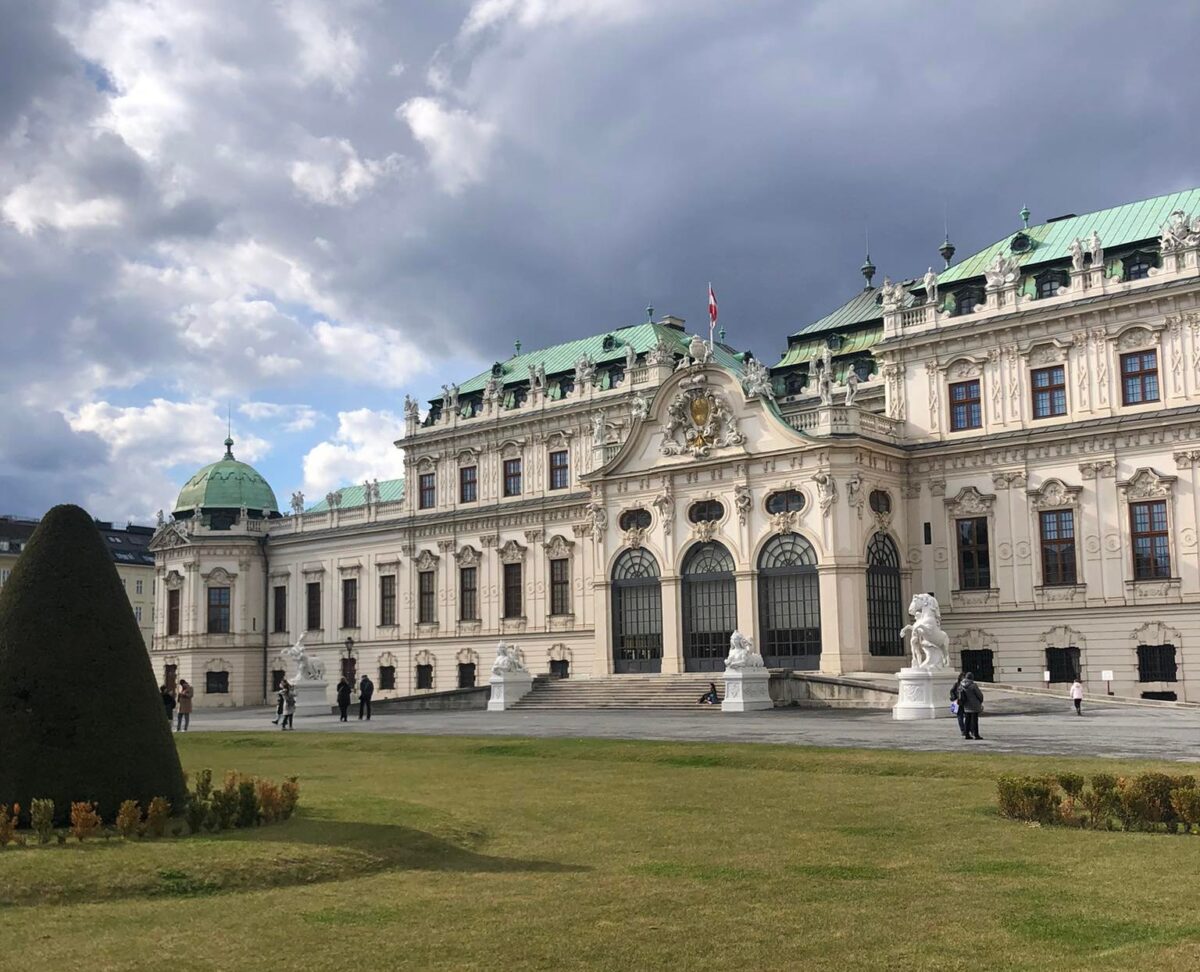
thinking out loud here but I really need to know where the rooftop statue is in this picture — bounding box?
[1068,238,1085,271]
[630,392,649,421]
[687,334,713,364]
[725,631,765,670]
[290,492,304,515]
[1158,210,1200,251]
[843,369,860,406]
[899,593,951,671]
[403,394,419,423]
[625,342,637,370]
[984,252,1020,290]
[818,366,833,406]
[923,267,938,306]
[879,277,907,311]
[575,354,596,385]
[1088,230,1103,269]
[741,358,774,401]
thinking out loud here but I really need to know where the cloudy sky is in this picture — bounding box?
[2,0,1198,523]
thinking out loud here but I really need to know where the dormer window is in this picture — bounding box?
[953,288,983,317]
[602,334,616,351]
[1010,232,1031,253]
[1124,251,1158,281]
[1035,270,1069,299]
[784,372,805,396]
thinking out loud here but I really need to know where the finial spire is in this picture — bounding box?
[1020,204,1030,229]
[646,303,654,323]
[224,435,235,459]
[514,338,522,355]
[860,225,876,288]
[224,404,234,458]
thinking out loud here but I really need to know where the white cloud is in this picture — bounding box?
[239,401,320,431]
[301,408,406,495]
[461,0,647,36]
[290,136,406,206]
[312,321,431,388]
[1,176,124,234]
[397,96,495,194]
[280,0,365,94]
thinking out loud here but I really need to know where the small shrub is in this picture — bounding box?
[208,789,238,831]
[1057,795,1082,828]
[236,780,260,828]
[192,769,213,803]
[1091,773,1118,795]
[29,799,55,844]
[280,777,300,819]
[115,800,142,839]
[1057,773,1085,798]
[0,803,17,847]
[1170,788,1200,831]
[70,802,101,842]
[256,779,283,823]
[185,796,209,835]
[145,797,171,838]
[1080,785,1119,830]
[997,776,1059,824]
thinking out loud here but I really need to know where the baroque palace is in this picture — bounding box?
[152,188,1200,707]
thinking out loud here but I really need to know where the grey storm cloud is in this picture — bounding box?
[1,0,1199,520]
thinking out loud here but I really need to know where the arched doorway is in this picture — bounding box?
[757,533,821,669]
[611,548,663,674]
[866,533,905,656]
[682,542,737,672]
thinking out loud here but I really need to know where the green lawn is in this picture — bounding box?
[2,733,1199,971]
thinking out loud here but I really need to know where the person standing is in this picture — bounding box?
[175,679,193,732]
[951,673,968,738]
[336,677,352,722]
[281,684,296,730]
[272,679,289,725]
[1070,678,1084,716]
[958,671,984,741]
[160,684,176,723]
[359,674,374,721]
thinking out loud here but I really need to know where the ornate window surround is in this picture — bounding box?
[1130,621,1184,685]
[1117,467,1179,589]
[944,486,998,600]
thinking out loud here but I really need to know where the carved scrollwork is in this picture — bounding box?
[543,534,575,559]
[1027,478,1082,510]
[660,381,745,458]
[413,549,439,571]
[944,485,995,516]
[1117,468,1176,502]
[455,545,480,567]
[498,539,527,564]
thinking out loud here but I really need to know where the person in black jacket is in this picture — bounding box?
[359,674,374,720]
[160,684,176,723]
[958,672,984,741]
[336,677,352,722]
[950,674,968,738]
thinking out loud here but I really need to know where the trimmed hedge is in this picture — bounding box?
[0,505,186,824]
[998,772,1200,832]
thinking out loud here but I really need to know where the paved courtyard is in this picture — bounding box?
[191,690,1200,761]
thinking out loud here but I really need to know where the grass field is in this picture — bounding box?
[1,733,1199,971]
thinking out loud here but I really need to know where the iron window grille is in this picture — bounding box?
[949,380,982,431]
[1120,350,1160,405]
[956,517,991,590]
[959,649,995,682]
[682,542,738,672]
[688,499,725,523]
[503,458,523,497]
[550,558,571,616]
[1130,500,1170,579]
[1045,646,1081,683]
[459,567,478,621]
[549,450,570,490]
[418,571,436,624]
[418,472,436,509]
[1137,644,1177,682]
[550,658,570,678]
[759,533,822,665]
[611,548,663,674]
[868,490,892,515]
[503,562,523,618]
[205,671,230,694]
[207,586,231,634]
[1031,365,1067,418]
[459,466,477,503]
[1039,509,1077,586]
[866,533,904,656]
[306,581,321,630]
[618,508,652,531]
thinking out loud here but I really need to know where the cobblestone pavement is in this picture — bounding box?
[189,690,1200,761]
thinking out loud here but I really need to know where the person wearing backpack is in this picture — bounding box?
[358,674,374,720]
[958,671,984,740]
[950,673,968,738]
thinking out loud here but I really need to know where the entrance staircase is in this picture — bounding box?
[512,673,723,710]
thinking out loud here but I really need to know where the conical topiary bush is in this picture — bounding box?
[0,504,186,823]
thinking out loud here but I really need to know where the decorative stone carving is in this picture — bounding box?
[647,342,675,367]
[881,361,905,421]
[984,252,1020,290]
[1174,450,1200,469]
[1116,327,1155,352]
[1078,459,1116,480]
[929,479,947,497]
[845,473,864,517]
[769,510,798,535]
[923,267,938,306]
[899,594,951,671]
[404,394,420,425]
[687,334,713,364]
[479,533,500,548]
[944,485,995,516]
[1027,478,1082,510]
[880,277,907,312]
[1158,210,1200,252]
[947,359,981,380]
[722,632,772,712]
[1117,468,1176,502]
[574,355,596,386]
[488,642,533,711]
[413,549,439,571]
[455,545,480,567]
[281,632,325,683]
[325,489,343,510]
[622,526,647,549]
[843,369,859,406]
[543,534,575,559]
[692,519,719,542]
[1068,238,1085,272]
[652,483,675,536]
[817,365,833,405]
[660,382,744,458]
[1130,621,1182,650]
[630,392,650,422]
[725,631,765,670]
[741,358,775,400]
[812,471,837,516]
[585,500,608,539]
[499,539,527,563]
[734,484,752,525]
[1088,230,1103,269]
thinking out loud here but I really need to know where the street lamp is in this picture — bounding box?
[343,636,356,685]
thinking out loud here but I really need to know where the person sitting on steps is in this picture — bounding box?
[698,682,720,705]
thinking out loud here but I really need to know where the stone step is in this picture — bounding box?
[512,674,726,710]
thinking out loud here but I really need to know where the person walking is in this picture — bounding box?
[160,684,176,723]
[175,679,193,732]
[958,671,984,741]
[358,674,374,720]
[951,673,968,738]
[272,679,289,725]
[336,677,352,722]
[1070,678,1084,716]
[280,684,296,730]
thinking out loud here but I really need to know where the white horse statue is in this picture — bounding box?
[281,632,325,682]
[725,630,765,670]
[490,642,527,676]
[899,593,950,671]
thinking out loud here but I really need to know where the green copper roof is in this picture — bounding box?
[305,478,405,513]
[173,438,279,515]
[449,320,747,401]
[787,287,893,339]
[775,324,883,369]
[938,187,1200,285]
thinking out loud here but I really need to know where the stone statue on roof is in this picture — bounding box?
[630,392,649,422]
[528,363,542,389]
[923,267,938,306]
[647,342,675,367]
[625,342,637,370]
[1068,238,1085,272]
[1088,230,1103,270]
[155,509,165,527]
[403,394,419,424]
[575,354,596,386]
[741,358,775,401]
[1158,210,1199,251]
[843,369,860,407]
[818,366,833,406]
[592,409,607,445]
[984,252,1020,290]
[484,374,500,402]
[687,334,713,364]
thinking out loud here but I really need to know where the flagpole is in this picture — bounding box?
[708,282,716,348]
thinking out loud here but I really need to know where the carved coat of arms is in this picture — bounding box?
[660,384,744,458]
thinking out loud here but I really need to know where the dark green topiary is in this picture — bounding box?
[0,504,186,823]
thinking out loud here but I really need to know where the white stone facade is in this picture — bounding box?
[151,200,1200,706]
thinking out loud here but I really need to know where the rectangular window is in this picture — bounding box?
[306,581,321,631]
[416,663,433,690]
[136,579,144,595]
[207,587,231,634]
[418,570,436,624]
[380,575,396,626]
[550,558,571,615]
[418,472,436,509]
[271,669,285,692]
[1031,366,1067,418]
[379,665,396,690]
[167,589,181,635]
[503,562,523,618]
[459,465,477,503]
[1130,500,1170,579]
[205,671,230,694]
[135,606,143,622]
[549,450,570,490]
[341,577,358,628]
[273,585,287,633]
[459,566,478,621]
[458,662,476,688]
[1039,509,1077,586]
[1121,350,1160,406]
[956,517,991,590]
[949,380,982,431]
[1045,646,1081,683]
[1137,644,1178,682]
[503,458,523,497]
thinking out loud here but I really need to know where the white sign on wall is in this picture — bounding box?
[1101,670,1114,681]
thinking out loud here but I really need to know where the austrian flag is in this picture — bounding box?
[708,283,718,327]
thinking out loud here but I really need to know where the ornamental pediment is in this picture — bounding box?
[148,523,190,552]
[944,485,995,516]
[1026,478,1082,510]
[1117,467,1176,501]
[661,378,744,458]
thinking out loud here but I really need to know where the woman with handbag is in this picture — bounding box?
[958,672,984,741]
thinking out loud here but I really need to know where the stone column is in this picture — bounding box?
[659,576,682,674]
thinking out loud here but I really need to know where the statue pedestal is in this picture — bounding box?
[722,667,773,712]
[892,668,957,721]
[488,671,533,711]
[292,679,330,718]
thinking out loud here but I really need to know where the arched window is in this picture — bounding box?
[688,500,724,523]
[757,534,820,669]
[611,549,663,674]
[619,508,652,531]
[866,533,904,656]
[1035,270,1069,299]
[681,542,737,672]
[1124,251,1157,281]
[953,288,983,316]
[766,490,805,514]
